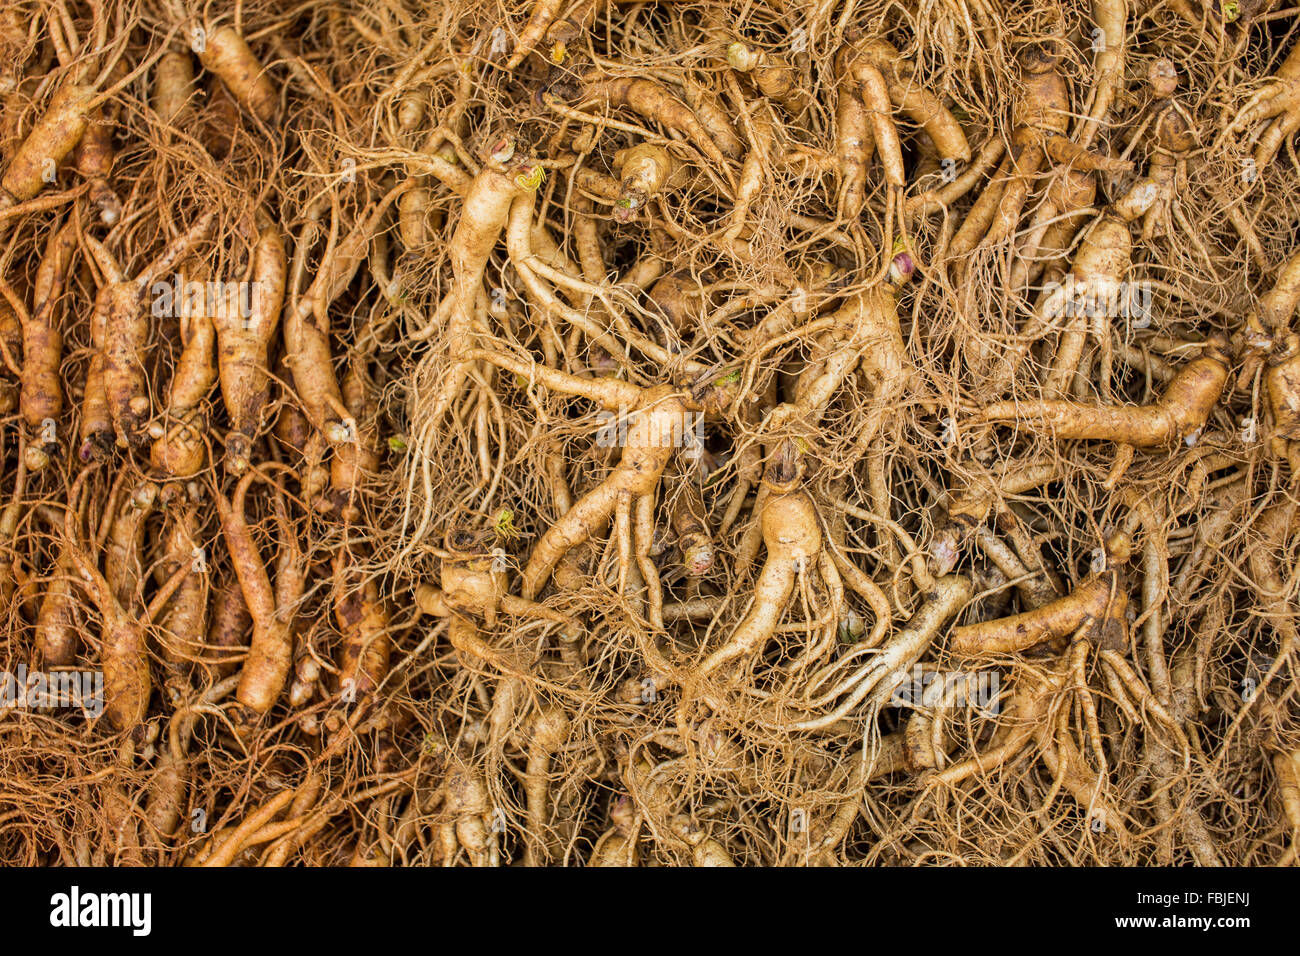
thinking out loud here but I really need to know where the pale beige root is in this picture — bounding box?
[143,716,189,849]
[286,186,405,444]
[328,360,381,520]
[415,526,575,632]
[333,547,392,699]
[522,705,570,866]
[423,142,532,423]
[786,734,925,866]
[1218,37,1300,171]
[1,83,96,203]
[1008,174,1164,403]
[676,69,744,160]
[215,472,303,721]
[1007,168,1096,297]
[464,349,691,602]
[74,93,121,225]
[768,573,973,734]
[1266,346,1300,443]
[1239,249,1300,444]
[21,217,77,469]
[948,45,1068,265]
[152,48,195,129]
[846,38,971,162]
[150,289,217,478]
[907,135,1005,217]
[35,519,82,668]
[104,480,160,613]
[970,524,1057,612]
[945,458,1060,527]
[689,836,736,866]
[767,253,914,444]
[977,341,1230,447]
[950,535,1131,657]
[1073,0,1127,149]
[666,807,739,866]
[1240,501,1299,715]
[840,52,904,187]
[513,391,682,599]
[79,279,113,459]
[1136,75,1200,246]
[612,143,677,222]
[723,104,776,243]
[579,77,730,170]
[142,676,239,855]
[217,217,285,474]
[62,472,151,734]
[274,406,330,510]
[100,278,152,448]
[196,24,276,122]
[696,478,822,678]
[831,38,966,190]
[102,738,144,865]
[588,788,643,866]
[83,212,216,448]
[1253,246,1300,338]
[848,260,917,455]
[668,463,714,577]
[945,149,1018,268]
[439,753,500,867]
[207,577,253,678]
[589,826,638,866]
[998,208,1134,399]
[1035,708,1131,844]
[726,41,808,115]
[932,664,1131,842]
[397,183,434,252]
[1275,750,1300,864]
[834,66,874,219]
[1041,208,1146,400]
[504,0,564,71]
[193,789,299,867]
[929,667,1060,788]
[154,484,209,700]
[949,42,1130,280]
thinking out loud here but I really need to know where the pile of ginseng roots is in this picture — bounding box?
[0,0,1298,866]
